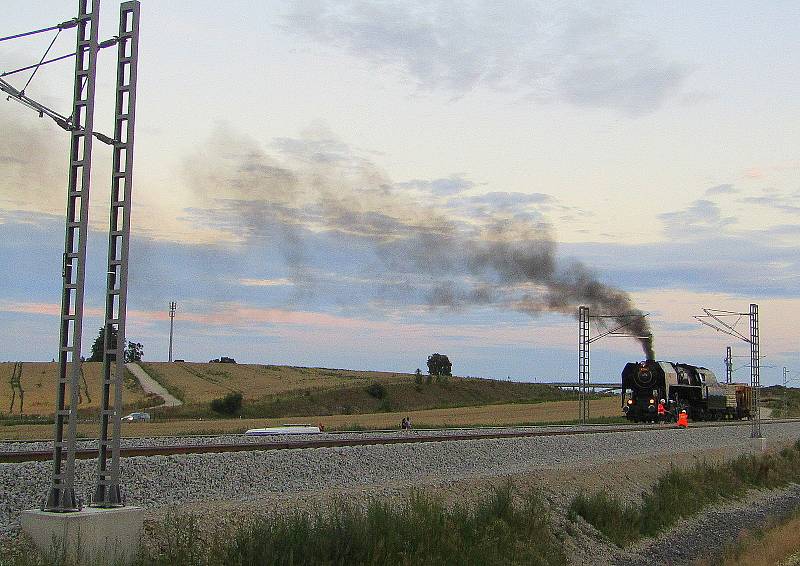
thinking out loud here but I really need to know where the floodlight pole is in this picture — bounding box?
[168,301,176,362]
[45,0,101,513]
[92,0,140,508]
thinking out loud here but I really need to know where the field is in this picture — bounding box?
[0,362,151,417]
[0,360,621,439]
[139,362,412,403]
[0,397,621,440]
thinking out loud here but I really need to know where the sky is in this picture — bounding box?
[1,1,798,385]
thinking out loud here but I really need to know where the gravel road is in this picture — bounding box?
[126,363,182,407]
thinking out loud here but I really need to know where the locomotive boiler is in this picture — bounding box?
[621,360,751,422]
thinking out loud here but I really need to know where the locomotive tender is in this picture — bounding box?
[621,360,751,422]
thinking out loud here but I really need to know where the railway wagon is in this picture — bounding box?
[621,360,751,422]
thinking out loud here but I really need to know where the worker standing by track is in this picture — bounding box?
[677,409,689,428]
[657,399,666,423]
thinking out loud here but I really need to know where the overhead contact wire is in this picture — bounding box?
[0,18,77,43]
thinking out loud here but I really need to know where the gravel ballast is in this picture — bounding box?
[3,421,800,541]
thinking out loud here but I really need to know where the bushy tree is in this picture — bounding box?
[89,327,143,362]
[414,368,424,386]
[366,382,386,399]
[125,341,143,362]
[427,353,452,377]
[210,391,243,415]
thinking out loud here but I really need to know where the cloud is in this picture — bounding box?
[658,199,737,239]
[704,184,737,196]
[738,191,800,215]
[0,105,66,214]
[285,1,688,114]
[395,175,476,196]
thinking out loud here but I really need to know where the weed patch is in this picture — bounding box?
[570,440,800,546]
[143,484,565,566]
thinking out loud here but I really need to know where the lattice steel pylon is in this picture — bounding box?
[578,306,590,422]
[93,0,140,507]
[576,306,650,424]
[750,304,761,438]
[725,346,732,384]
[45,0,101,513]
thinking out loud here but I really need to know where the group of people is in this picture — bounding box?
[400,416,413,430]
[656,399,689,428]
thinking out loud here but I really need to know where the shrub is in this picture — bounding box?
[366,382,386,399]
[210,391,243,415]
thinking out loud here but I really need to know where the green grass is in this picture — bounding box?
[10,484,566,566]
[138,363,186,403]
[570,439,800,546]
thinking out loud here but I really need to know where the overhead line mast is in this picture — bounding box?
[1,0,141,512]
[45,0,102,513]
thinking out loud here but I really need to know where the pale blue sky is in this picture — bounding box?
[1,1,798,384]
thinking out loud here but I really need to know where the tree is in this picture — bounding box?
[414,368,423,386]
[125,341,143,362]
[89,327,142,362]
[427,353,452,377]
[210,391,243,415]
[89,327,117,362]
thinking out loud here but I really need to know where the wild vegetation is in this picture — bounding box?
[6,484,566,566]
[762,385,800,418]
[570,439,800,547]
[694,508,800,566]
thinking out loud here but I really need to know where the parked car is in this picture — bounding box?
[121,412,151,422]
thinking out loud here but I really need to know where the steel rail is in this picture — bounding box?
[2,418,795,464]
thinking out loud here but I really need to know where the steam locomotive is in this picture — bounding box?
[621,360,751,422]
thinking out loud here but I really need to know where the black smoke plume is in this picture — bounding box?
[184,126,655,358]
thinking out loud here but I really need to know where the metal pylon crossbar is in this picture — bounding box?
[93,0,140,508]
[45,0,101,513]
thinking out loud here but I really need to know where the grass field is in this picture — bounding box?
[0,362,151,417]
[139,362,413,404]
[135,363,582,422]
[0,397,621,440]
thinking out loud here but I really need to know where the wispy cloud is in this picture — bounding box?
[658,199,737,239]
[704,184,737,196]
[285,1,688,115]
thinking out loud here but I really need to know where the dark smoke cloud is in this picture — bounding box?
[183,125,654,358]
[0,105,66,213]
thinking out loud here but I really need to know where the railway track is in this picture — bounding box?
[1,418,792,464]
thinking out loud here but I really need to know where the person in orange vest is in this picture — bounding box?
[657,399,666,422]
[677,409,689,428]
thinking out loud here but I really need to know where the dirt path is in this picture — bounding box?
[126,363,182,407]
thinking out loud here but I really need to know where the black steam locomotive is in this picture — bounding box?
[621,360,751,422]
